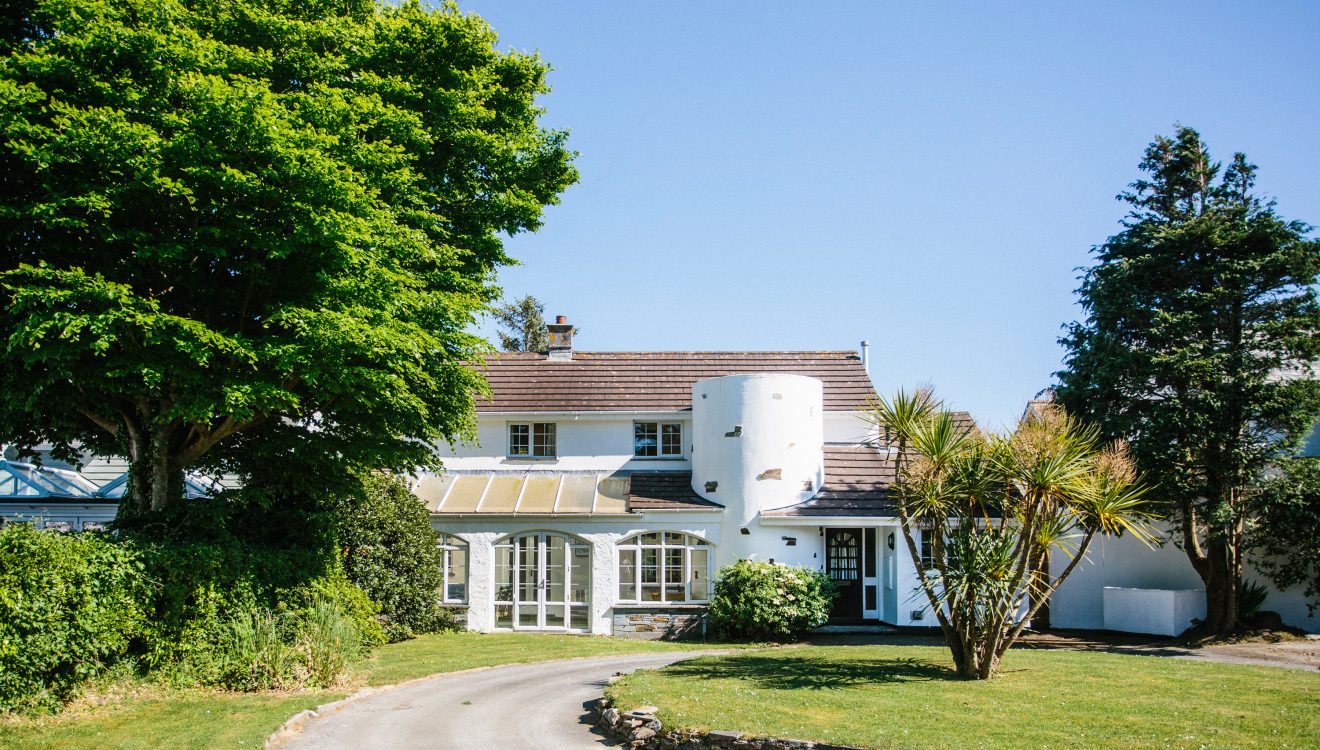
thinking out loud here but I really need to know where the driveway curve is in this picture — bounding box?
[276,651,715,750]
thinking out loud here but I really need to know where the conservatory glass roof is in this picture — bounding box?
[94,473,220,500]
[0,461,101,500]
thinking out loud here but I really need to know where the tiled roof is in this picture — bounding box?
[627,471,722,511]
[417,470,721,515]
[474,351,875,413]
[763,445,901,518]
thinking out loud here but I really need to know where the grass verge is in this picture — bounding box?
[608,644,1320,750]
[0,633,731,750]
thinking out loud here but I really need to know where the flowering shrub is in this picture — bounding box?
[707,560,835,641]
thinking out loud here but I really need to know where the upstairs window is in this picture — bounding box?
[509,423,556,458]
[634,422,683,457]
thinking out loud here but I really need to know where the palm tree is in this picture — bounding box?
[871,391,1153,679]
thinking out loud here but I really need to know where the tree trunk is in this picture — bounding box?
[120,422,186,519]
[1200,536,1241,635]
[1030,548,1051,630]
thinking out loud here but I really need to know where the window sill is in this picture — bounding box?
[631,456,687,462]
[502,456,558,462]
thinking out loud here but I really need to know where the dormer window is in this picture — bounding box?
[509,422,556,458]
[634,422,682,457]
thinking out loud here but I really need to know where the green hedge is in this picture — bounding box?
[707,560,836,642]
[0,524,148,713]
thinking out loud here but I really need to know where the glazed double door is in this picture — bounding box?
[509,533,591,631]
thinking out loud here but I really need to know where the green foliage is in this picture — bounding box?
[298,598,362,689]
[872,390,1153,679]
[1239,579,1269,620]
[334,473,453,641]
[707,560,835,642]
[0,524,148,714]
[1056,125,1320,631]
[1253,458,1320,614]
[0,0,578,517]
[494,294,550,352]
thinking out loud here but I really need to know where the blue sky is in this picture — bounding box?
[460,1,1320,429]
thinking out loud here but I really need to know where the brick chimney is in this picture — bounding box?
[547,315,574,360]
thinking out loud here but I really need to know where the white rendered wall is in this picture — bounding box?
[692,374,825,560]
[1102,587,1205,636]
[438,413,692,473]
[823,411,878,445]
[431,513,721,635]
[1051,525,1318,633]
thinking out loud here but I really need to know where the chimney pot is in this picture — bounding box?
[555,315,567,324]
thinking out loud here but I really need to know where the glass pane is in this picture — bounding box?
[518,604,539,627]
[533,423,556,457]
[518,537,539,602]
[482,476,523,513]
[664,584,686,602]
[544,605,566,629]
[496,604,513,629]
[641,584,662,602]
[665,548,684,583]
[641,548,658,583]
[864,528,877,577]
[865,584,878,610]
[618,548,637,600]
[634,422,658,456]
[509,424,529,455]
[663,532,684,545]
[640,532,660,544]
[571,545,591,603]
[690,548,709,600]
[495,545,513,602]
[661,423,682,455]
[547,537,566,602]
[570,605,589,631]
[447,548,468,602]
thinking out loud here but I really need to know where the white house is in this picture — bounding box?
[418,319,964,637]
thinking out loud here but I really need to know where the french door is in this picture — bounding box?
[497,533,591,631]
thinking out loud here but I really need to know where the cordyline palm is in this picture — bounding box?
[870,390,1153,679]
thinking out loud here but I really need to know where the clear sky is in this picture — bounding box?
[458,1,1320,430]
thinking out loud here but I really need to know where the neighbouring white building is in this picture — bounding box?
[4,317,1317,636]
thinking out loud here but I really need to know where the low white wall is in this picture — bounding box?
[1102,587,1205,636]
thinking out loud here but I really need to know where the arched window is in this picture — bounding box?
[437,533,468,604]
[616,532,711,604]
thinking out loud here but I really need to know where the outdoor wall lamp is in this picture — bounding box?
[887,532,895,550]
[740,527,750,535]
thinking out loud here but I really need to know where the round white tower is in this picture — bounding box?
[691,374,824,559]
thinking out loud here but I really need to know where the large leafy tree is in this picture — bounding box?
[1056,126,1320,634]
[0,0,578,518]
[872,390,1151,680]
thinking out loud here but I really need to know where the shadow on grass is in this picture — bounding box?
[656,653,956,690]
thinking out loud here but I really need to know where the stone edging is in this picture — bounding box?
[592,696,864,750]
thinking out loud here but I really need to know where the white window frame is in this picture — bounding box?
[616,532,711,604]
[508,422,556,458]
[633,421,683,458]
[437,533,468,604]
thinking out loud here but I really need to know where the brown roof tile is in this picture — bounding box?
[626,471,723,511]
[474,351,875,413]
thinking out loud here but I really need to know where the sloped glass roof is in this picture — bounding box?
[0,461,100,500]
[94,473,219,500]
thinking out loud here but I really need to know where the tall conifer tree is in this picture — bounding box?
[1056,126,1320,634]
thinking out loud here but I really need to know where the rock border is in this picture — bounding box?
[592,696,863,750]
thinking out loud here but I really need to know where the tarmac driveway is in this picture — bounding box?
[275,651,714,750]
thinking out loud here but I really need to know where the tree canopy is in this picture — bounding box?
[0,0,578,516]
[1055,125,1320,632]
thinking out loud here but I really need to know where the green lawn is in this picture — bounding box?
[608,644,1320,750]
[0,633,721,750]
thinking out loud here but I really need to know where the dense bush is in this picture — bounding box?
[334,473,454,640]
[707,560,835,642]
[0,524,148,713]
